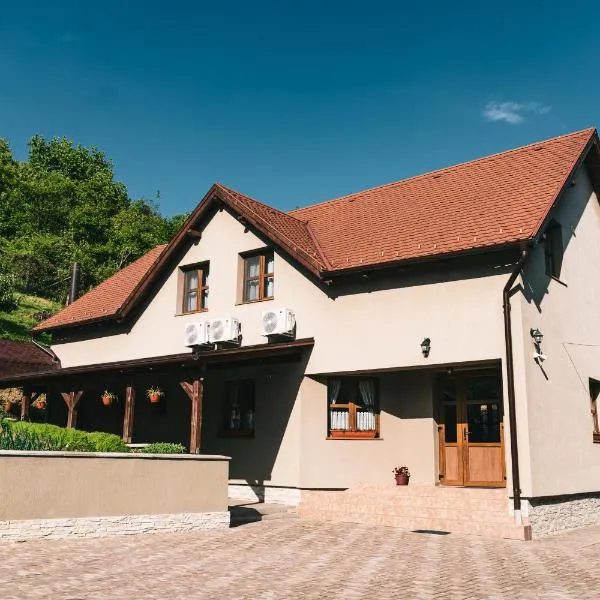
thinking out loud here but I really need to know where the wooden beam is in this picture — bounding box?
[180,378,204,454]
[61,390,83,429]
[187,229,202,239]
[122,385,136,444]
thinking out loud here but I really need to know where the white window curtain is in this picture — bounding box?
[328,379,348,430]
[357,379,376,431]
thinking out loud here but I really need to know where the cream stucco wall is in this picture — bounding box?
[0,452,229,520]
[516,164,600,497]
[52,207,511,375]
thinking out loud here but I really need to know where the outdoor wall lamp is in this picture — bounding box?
[421,338,431,358]
[530,328,543,345]
[530,328,547,361]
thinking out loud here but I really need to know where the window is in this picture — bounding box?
[328,377,379,438]
[221,380,255,437]
[181,263,209,313]
[242,250,274,303]
[544,220,564,279]
[590,379,600,443]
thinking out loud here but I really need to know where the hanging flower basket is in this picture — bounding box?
[101,391,117,406]
[32,396,47,410]
[147,387,164,404]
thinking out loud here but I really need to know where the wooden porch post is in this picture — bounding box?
[61,391,83,429]
[180,378,204,454]
[20,389,32,421]
[122,385,136,444]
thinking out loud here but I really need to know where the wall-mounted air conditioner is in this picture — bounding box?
[183,321,210,347]
[261,308,296,337]
[209,317,241,344]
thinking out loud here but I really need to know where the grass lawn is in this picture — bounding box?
[0,293,60,343]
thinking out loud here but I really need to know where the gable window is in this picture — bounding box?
[591,379,600,443]
[181,263,209,313]
[221,380,255,437]
[544,220,564,279]
[328,377,379,439]
[242,250,274,303]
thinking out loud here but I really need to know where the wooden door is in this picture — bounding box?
[438,371,505,487]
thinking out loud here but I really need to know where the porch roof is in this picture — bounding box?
[0,338,314,388]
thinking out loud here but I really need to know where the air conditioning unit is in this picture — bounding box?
[209,317,241,344]
[183,321,210,347]
[261,308,296,337]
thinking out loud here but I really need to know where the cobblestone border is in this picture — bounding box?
[526,493,600,536]
[0,511,230,542]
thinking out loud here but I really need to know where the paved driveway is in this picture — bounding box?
[1,520,599,599]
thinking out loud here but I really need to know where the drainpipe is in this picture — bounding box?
[67,263,81,306]
[502,246,529,525]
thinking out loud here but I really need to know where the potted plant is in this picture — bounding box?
[393,466,410,486]
[101,390,118,406]
[32,395,47,410]
[147,386,164,404]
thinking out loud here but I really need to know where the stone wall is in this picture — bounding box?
[0,450,231,540]
[0,512,230,542]
[526,493,600,536]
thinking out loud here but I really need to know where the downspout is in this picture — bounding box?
[502,246,529,525]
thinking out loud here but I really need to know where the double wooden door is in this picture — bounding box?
[438,371,505,487]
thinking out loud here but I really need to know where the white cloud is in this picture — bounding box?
[482,101,551,125]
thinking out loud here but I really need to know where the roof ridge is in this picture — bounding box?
[290,127,596,216]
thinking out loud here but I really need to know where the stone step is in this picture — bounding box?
[228,501,298,527]
[301,496,508,512]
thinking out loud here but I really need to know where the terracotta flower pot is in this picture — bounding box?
[149,393,161,404]
[395,474,410,486]
[101,395,113,406]
[35,401,47,410]
[3,402,12,413]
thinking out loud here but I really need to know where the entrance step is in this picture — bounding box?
[229,499,298,527]
[298,484,531,541]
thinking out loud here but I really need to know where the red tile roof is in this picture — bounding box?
[33,245,167,332]
[291,128,596,270]
[0,340,59,378]
[34,128,598,333]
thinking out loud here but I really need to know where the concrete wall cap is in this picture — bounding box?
[0,450,231,461]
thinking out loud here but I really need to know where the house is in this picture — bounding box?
[2,128,600,538]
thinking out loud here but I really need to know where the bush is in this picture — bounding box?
[10,422,94,451]
[87,431,129,453]
[141,442,186,454]
[0,272,16,311]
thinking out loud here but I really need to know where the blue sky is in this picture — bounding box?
[1,1,599,216]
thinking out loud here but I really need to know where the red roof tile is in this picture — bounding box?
[34,245,167,332]
[291,128,596,270]
[34,128,598,333]
[0,340,59,378]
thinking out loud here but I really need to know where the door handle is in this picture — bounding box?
[463,429,469,441]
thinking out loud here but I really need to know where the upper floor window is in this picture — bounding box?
[328,377,379,439]
[242,250,274,303]
[181,263,209,313]
[590,379,600,443]
[544,220,564,279]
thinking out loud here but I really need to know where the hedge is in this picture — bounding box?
[140,442,187,454]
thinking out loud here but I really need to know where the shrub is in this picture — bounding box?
[87,431,129,453]
[8,422,94,451]
[0,272,16,311]
[141,442,186,454]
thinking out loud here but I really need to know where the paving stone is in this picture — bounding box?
[0,520,598,599]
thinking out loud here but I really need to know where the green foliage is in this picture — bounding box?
[0,293,60,342]
[87,431,129,452]
[140,442,186,454]
[10,421,94,451]
[0,271,16,311]
[0,136,187,319]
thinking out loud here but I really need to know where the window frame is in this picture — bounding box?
[220,379,255,438]
[241,249,274,304]
[544,220,564,280]
[590,379,600,444]
[180,262,210,314]
[327,377,380,439]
